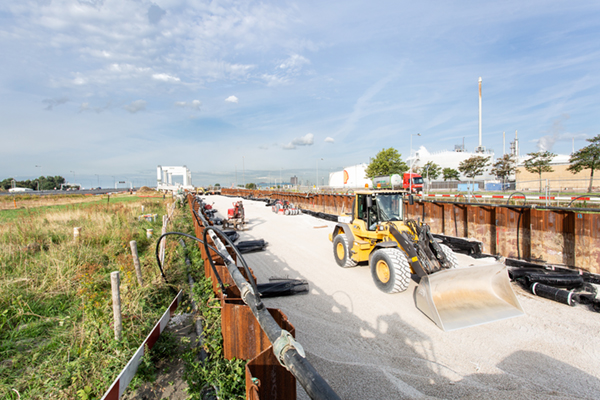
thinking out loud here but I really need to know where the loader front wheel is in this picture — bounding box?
[439,244,458,269]
[333,234,357,268]
[371,248,411,293]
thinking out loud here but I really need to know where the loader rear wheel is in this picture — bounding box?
[370,248,411,293]
[439,244,458,269]
[333,234,357,268]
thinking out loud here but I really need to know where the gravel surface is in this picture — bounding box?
[208,195,600,400]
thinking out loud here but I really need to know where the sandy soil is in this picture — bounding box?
[206,195,600,400]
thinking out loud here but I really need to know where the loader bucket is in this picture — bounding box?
[415,263,524,331]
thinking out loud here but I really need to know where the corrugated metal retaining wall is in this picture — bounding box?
[188,195,296,400]
[221,188,600,275]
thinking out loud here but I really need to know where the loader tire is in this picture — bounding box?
[371,248,411,293]
[333,234,357,268]
[439,244,458,269]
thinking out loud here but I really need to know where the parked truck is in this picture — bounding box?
[372,173,424,193]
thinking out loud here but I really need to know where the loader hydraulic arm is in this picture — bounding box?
[388,225,428,278]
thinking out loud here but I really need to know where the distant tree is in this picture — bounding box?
[1,176,65,190]
[245,183,256,189]
[214,183,221,187]
[458,155,491,180]
[422,161,441,181]
[491,154,517,189]
[524,151,556,192]
[568,134,600,193]
[365,148,409,178]
[442,168,460,181]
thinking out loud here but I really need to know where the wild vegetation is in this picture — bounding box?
[0,195,187,399]
[1,194,247,399]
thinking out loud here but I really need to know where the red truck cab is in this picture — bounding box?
[403,173,424,193]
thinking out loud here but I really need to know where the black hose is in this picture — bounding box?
[567,195,599,208]
[155,231,226,293]
[506,192,527,205]
[191,196,261,304]
[202,225,263,310]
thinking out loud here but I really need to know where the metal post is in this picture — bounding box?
[111,271,122,341]
[130,240,143,286]
[410,133,421,193]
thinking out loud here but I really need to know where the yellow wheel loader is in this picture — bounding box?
[329,190,524,331]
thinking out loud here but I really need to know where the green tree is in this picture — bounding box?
[567,134,600,193]
[458,156,491,179]
[491,154,516,189]
[245,183,256,189]
[524,151,555,192]
[422,161,441,181]
[365,148,408,178]
[442,168,460,181]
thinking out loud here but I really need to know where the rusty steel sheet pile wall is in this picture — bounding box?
[187,194,296,400]
[221,189,600,274]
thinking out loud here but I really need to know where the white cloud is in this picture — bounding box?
[283,133,314,149]
[175,100,202,110]
[293,133,314,146]
[261,73,289,86]
[279,54,310,71]
[225,95,239,103]
[124,100,146,113]
[152,73,180,83]
[325,137,335,143]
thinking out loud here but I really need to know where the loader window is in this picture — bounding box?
[376,194,402,222]
[357,195,367,222]
[357,195,378,230]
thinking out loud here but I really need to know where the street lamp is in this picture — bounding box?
[112,176,116,189]
[242,156,245,188]
[410,133,421,193]
[316,158,323,191]
[35,165,41,190]
[95,174,99,188]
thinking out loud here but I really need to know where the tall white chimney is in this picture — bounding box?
[476,77,485,153]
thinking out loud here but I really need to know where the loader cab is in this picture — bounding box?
[356,192,404,231]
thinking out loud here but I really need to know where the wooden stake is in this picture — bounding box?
[130,240,143,286]
[110,271,122,341]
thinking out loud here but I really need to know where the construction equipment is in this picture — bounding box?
[329,190,524,331]
[222,201,247,230]
[271,200,301,215]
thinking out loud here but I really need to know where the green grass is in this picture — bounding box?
[0,195,163,223]
[0,197,190,399]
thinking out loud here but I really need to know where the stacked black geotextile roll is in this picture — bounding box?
[222,230,239,243]
[509,265,599,311]
[531,283,577,306]
[523,274,584,290]
[257,278,309,298]
[235,239,268,254]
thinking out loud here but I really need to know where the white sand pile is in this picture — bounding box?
[207,195,600,400]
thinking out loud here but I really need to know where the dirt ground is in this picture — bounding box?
[204,195,600,400]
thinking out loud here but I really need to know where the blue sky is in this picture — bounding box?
[1,0,599,187]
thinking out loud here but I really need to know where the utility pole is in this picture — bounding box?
[316,158,323,191]
[410,133,421,193]
[35,165,41,190]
